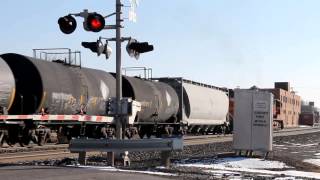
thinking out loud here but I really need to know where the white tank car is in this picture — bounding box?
[182,82,229,125]
[157,78,229,134]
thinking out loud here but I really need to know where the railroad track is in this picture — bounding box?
[183,126,320,145]
[273,126,320,137]
[0,149,70,163]
[0,144,68,154]
[1,127,319,163]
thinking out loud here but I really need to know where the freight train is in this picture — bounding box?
[0,53,231,147]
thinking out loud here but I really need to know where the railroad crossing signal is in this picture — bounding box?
[58,11,106,34]
[84,13,105,32]
[58,15,77,34]
[58,10,154,60]
[126,38,153,60]
[81,39,112,59]
[128,42,153,53]
[58,1,154,166]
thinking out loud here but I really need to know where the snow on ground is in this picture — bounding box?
[278,142,318,147]
[65,157,320,179]
[290,152,299,154]
[304,159,320,167]
[178,157,289,169]
[273,144,286,147]
[176,157,320,179]
[299,125,312,128]
[301,151,320,167]
[276,147,288,150]
[204,167,320,179]
[298,143,318,147]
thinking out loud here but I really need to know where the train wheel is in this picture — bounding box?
[146,129,153,138]
[19,138,30,147]
[138,131,145,139]
[137,126,145,139]
[7,127,18,146]
[146,133,152,138]
[146,125,154,138]
[6,136,17,146]
[19,136,31,147]
[138,125,153,139]
[19,128,33,147]
[138,125,154,139]
[138,126,146,139]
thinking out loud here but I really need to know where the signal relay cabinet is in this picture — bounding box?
[233,89,273,152]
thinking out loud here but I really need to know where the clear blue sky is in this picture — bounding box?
[0,0,320,106]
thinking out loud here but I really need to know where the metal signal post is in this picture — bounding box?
[115,0,123,140]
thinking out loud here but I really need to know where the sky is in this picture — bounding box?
[0,0,320,106]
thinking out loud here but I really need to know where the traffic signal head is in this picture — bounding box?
[85,13,105,32]
[58,15,77,34]
[82,41,104,55]
[128,42,154,53]
[126,38,139,59]
[126,39,154,60]
[82,39,112,59]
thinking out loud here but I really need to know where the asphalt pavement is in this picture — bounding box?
[0,166,177,180]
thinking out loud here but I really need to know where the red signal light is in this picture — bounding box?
[90,19,102,29]
[86,13,105,32]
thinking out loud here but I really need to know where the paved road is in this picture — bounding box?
[0,166,177,180]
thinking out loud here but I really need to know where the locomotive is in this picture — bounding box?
[0,53,230,146]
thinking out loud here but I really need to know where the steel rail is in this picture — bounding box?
[0,127,319,163]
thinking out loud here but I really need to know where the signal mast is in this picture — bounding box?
[58,0,153,164]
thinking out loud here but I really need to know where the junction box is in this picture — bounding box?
[233,89,273,153]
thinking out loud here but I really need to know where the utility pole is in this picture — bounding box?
[115,0,123,140]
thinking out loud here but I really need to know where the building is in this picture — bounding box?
[263,82,301,128]
[299,101,319,126]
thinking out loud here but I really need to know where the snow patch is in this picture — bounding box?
[277,147,288,150]
[273,144,286,147]
[177,157,289,169]
[299,125,312,128]
[204,166,320,179]
[300,143,318,147]
[280,142,318,148]
[205,167,320,179]
[176,157,320,179]
[304,159,320,167]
